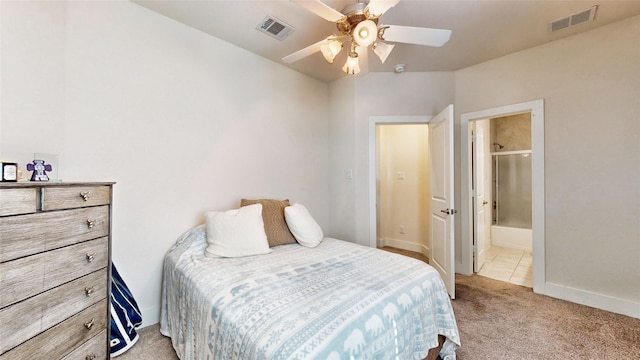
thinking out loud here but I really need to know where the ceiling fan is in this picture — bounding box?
[282,0,452,75]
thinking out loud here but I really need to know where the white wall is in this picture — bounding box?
[327,76,356,240]
[455,15,640,315]
[329,72,455,246]
[1,1,67,161]
[1,1,330,326]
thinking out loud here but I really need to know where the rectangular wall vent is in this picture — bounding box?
[550,5,598,32]
[257,16,295,40]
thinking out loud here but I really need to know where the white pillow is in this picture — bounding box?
[284,203,324,247]
[205,204,272,258]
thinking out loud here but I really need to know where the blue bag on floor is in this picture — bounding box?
[110,263,143,357]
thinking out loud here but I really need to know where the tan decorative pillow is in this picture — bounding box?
[241,198,297,247]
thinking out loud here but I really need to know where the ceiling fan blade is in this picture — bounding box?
[366,0,400,17]
[381,25,452,47]
[282,39,328,63]
[291,0,345,23]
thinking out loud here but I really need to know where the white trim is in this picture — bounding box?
[140,305,160,328]
[460,100,545,295]
[368,115,432,248]
[544,282,640,319]
[378,238,430,257]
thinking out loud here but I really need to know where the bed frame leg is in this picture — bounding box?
[423,335,446,360]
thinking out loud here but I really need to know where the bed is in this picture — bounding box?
[160,218,460,360]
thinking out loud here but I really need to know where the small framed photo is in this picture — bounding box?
[0,162,18,182]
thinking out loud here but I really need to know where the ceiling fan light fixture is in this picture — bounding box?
[353,19,377,47]
[342,51,360,75]
[320,39,343,63]
[373,41,395,64]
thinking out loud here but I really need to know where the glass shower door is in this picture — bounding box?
[493,153,532,229]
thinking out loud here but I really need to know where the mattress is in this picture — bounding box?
[160,225,460,359]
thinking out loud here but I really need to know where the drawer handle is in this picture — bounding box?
[84,318,95,330]
[87,219,96,229]
[80,191,91,201]
[86,356,97,360]
[85,286,95,297]
[86,253,96,263]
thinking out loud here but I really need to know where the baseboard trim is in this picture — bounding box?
[140,305,160,328]
[377,238,429,258]
[540,282,640,319]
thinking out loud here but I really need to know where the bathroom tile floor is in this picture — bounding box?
[478,246,533,288]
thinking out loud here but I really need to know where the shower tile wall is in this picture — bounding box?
[491,113,531,151]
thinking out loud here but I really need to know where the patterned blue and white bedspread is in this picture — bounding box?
[160,225,460,360]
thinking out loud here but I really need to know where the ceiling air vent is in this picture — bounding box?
[551,16,571,32]
[550,5,598,32]
[257,16,295,40]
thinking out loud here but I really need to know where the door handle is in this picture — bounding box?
[440,208,458,215]
[482,200,489,205]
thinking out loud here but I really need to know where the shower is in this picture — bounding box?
[492,153,532,228]
[489,114,532,252]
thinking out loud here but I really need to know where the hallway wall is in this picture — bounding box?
[377,124,430,253]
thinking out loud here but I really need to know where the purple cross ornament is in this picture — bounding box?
[27,159,53,181]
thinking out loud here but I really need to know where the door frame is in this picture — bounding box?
[471,120,491,273]
[368,115,432,249]
[460,99,545,293]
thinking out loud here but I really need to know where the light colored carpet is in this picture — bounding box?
[116,250,640,359]
[453,274,640,359]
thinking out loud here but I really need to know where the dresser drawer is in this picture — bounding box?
[0,299,107,360]
[0,205,108,262]
[0,269,107,354]
[0,188,37,216]
[0,237,108,308]
[42,186,111,211]
[61,329,107,360]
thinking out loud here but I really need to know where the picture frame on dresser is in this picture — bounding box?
[0,182,115,360]
[0,163,18,182]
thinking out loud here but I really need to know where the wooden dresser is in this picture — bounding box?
[0,182,114,360]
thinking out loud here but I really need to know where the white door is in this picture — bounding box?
[429,104,455,299]
[473,121,490,272]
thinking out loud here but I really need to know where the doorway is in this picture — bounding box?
[369,115,431,253]
[472,114,533,287]
[376,124,430,257]
[460,99,545,293]
[369,105,456,299]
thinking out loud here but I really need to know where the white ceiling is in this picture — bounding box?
[132,0,640,83]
